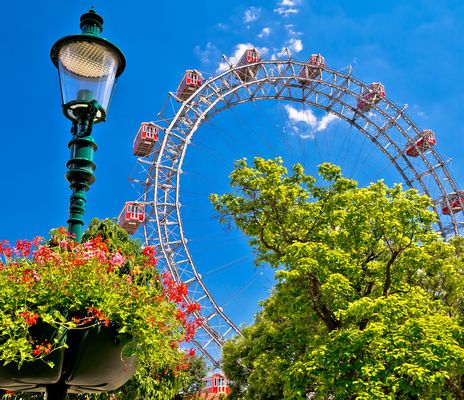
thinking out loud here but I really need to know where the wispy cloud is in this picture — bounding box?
[284,24,302,37]
[216,22,228,31]
[274,0,302,17]
[412,104,429,119]
[244,7,261,23]
[258,27,271,38]
[284,105,339,138]
[194,42,219,65]
[280,0,299,5]
[274,7,299,16]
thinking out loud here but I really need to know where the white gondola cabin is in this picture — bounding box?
[118,202,145,234]
[235,48,261,82]
[356,82,385,112]
[441,192,464,215]
[176,70,203,101]
[405,130,437,157]
[298,54,325,84]
[133,122,159,157]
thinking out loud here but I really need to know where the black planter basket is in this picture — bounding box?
[0,323,136,395]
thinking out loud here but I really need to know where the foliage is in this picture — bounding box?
[0,219,202,399]
[177,352,209,398]
[112,352,208,400]
[211,157,464,399]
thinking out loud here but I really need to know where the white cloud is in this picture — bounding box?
[274,7,299,16]
[288,38,303,53]
[216,22,227,31]
[315,113,338,132]
[412,104,428,119]
[217,43,267,72]
[284,24,302,36]
[194,42,218,64]
[274,0,301,16]
[284,105,339,138]
[244,7,261,23]
[258,27,271,38]
[280,0,297,5]
[285,105,317,127]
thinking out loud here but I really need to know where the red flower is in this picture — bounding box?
[14,240,32,257]
[87,307,110,327]
[32,236,43,247]
[32,245,53,265]
[142,246,158,266]
[32,343,52,356]
[185,302,201,315]
[0,241,12,258]
[19,311,38,326]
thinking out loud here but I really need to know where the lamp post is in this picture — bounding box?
[45,8,126,400]
[51,7,126,242]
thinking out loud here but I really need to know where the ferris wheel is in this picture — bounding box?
[120,49,464,368]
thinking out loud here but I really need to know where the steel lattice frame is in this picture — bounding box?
[129,58,464,367]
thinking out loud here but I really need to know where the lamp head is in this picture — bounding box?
[50,8,126,123]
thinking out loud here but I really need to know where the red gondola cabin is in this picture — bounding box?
[356,82,385,112]
[133,122,159,157]
[405,129,437,157]
[176,70,203,101]
[235,48,261,82]
[298,54,325,84]
[441,192,464,215]
[200,373,230,398]
[118,202,145,234]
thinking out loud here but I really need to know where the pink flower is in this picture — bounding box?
[110,252,125,267]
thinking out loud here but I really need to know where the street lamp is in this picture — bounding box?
[51,7,126,242]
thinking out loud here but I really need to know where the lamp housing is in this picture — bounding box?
[50,8,126,123]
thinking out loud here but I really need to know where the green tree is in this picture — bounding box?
[177,353,208,398]
[211,157,464,400]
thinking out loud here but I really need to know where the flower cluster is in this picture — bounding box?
[19,310,39,326]
[0,219,202,373]
[162,271,203,342]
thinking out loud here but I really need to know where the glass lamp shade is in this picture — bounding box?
[52,36,125,122]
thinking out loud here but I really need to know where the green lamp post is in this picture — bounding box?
[51,7,126,242]
[0,11,130,399]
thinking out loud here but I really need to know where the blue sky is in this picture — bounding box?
[2,0,464,327]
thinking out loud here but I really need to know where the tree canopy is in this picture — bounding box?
[210,157,464,400]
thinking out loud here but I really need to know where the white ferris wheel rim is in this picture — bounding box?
[130,57,464,367]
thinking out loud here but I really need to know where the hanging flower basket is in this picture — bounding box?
[65,324,136,393]
[0,219,202,395]
[0,322,65,392]
[0,324,135,393]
